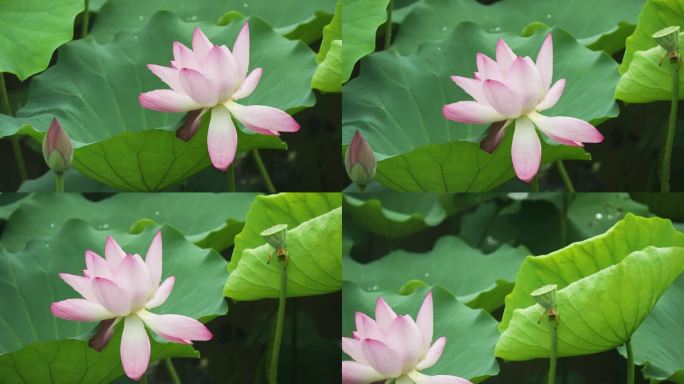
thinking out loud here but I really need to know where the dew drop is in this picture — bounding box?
[546,14,552,19]
[494,26,501,32]
[133,35,139,40]
[190,15,198,21]
[102,223,109,229]
[424,272,430,277]
[49,223,55,228]
[243,3,249,8]
[138,15,144,21]
[442,26,447,32]
[45,244,50,248]
[371,285,379,291]
[155,211,160,216]
[595,213,603,220]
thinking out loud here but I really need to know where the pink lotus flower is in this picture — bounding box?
[139,23,300,171]
[342,292,472,384]
[442,34,604,182]
[51,232,212,381]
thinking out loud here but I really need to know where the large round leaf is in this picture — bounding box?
[343,193,449,239]
[617,274,684,383]
[616,33,684,103]
[342,283,500,382]
[90,0,337,42]
[0,0,84,80]
[343,24,619,192]
[620,0,683,74]
[0,13,316,191]
[344,236,529,312]
[566,193,650,240]
[393,0,643,55]
[0,193,257,252]
[227,192,342,271]
[224,192,342,299]
[497,214,684,360]
[224,207,341,300]
[0,220,228,382]
[497,246,684,360]
[340,0,390,86]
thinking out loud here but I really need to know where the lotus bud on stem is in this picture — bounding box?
[653,26,681,192]
[261,224,289,384]
[532,284,559,384]
[42,118,73,192]
[345,130,377,191]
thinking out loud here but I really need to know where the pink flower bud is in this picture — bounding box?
[345,131,376,190]
[42,118,73,173]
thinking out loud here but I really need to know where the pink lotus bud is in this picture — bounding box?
[42,118,73,173]
[345,130,376,190]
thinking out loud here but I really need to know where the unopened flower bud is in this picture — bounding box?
[261,224,288,250]
[345,130,376,190]
[531,284,557,310]
[42,118,73,173]
[653,26,680,53]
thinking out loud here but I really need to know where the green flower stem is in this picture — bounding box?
[555,161,575,192]
[0,73,28,182]
[165,358,181,384]
[227,166,236,192]
[141,374,148,384]
[55,172,64,192]
[626,339,634,384]
[252,149,277,193]
[531,176,540,192]
[384,0,393,49]
[268,257,288,384]
[81,0,90,37]
[548,322,558,384]
[660,58,679,192]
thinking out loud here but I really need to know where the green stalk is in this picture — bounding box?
[384,0,394,49]
[268,258,288,384]
[626,339,634,384]
[660,59,679,192]
[227,166,236,192]
[252,149,277,193]
[140,374,148,384]
[165,358,181,384]
[548,323,558,384]
[55,172,64,192]
[555,161,575,192]
[0,73,28,182]
[531,176,539,192]
[81,0,90,37]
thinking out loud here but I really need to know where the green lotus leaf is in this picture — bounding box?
[342,0,390,84]
[616,275,684,383]
[343,193,449,239]
[227,193,341,271]
[0,220,228,382]
[342,282,500,382]
[224,207,342,300]
[90,0,337,43]
[0,193,256,252]
[497,214,684,360]
[313,0,342,92]
[620,0,684,74]
[0,194,26,220]
[0,13,315,191]
[616,33,684,103]
[393,0,643,54]
[567,193,650,240]
[0,0,84,80]
[497,246,684,360]
[343,24,617,192]
[343,236,529,312]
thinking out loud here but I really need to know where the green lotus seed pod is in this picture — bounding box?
[261,224,288,250]
[531,284,558,310]
[653,26,680,52]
